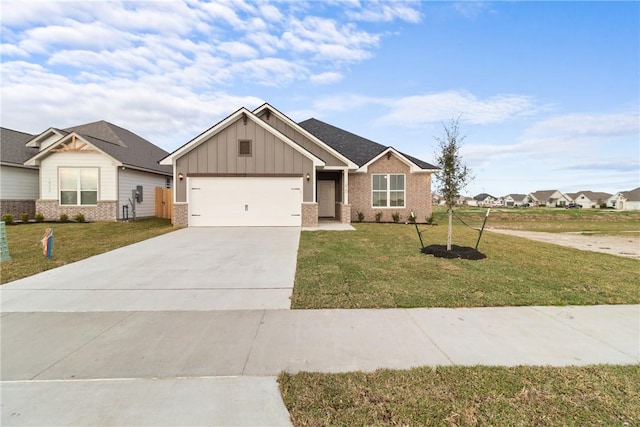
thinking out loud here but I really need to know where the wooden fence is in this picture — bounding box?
[155,187,173,220]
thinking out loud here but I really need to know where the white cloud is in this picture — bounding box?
[217,41,259,59]
[346,0,422,23]
[310,71,344,85]
[381,91,538,126]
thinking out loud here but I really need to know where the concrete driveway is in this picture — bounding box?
[1,227,301,312]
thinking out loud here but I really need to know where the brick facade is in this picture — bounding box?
[301,202,318,227]
[336,203,351,223]
[173,203,188,227]
[0,200,36,219]
[349,153,433,223]
[35,200,118,221]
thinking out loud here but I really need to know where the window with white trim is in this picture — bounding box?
[372,174,405,207]
[60,168,98,205]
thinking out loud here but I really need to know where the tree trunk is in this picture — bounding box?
[447,208,453,251]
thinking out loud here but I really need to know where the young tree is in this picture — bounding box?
[434,118,473,251]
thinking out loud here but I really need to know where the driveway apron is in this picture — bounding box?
[1,227,301,312]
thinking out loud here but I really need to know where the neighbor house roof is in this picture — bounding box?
[298,118,437,170]
[505,193,527,200]
[529,190,563,201]
[568,190,612,202]
[0,127,39,168]
[473,193,496,201]
[25,120,172,175]
[620,187,640,201]
[64,121,172,175]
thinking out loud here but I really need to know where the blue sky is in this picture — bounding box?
[1,0,638,197]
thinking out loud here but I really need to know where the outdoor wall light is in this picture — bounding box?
[178,172,184,181]
[306,173,310,181]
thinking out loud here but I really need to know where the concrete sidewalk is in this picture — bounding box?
[2,305,638,425]
[3,305,638,382]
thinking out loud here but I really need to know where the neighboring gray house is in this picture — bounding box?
[607,187,640,210]
[23,121,172,221]
[527,190,572,207]
[567,191,612,209]
[0,128,39,217]
[503,193,527,207]
[160,103,438,227]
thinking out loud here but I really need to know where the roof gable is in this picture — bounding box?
[298,118,437,170]
[253,104,357,169]
[160,108,325,167]
[24,121,171,175]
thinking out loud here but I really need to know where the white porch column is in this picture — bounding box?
[343,169,349,204]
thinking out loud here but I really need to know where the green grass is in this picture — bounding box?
[434,207,640,235]
[292,222,639,309]
[279,365,640,426]
[1,218,176,284]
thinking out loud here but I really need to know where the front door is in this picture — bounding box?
[318,180,335,217]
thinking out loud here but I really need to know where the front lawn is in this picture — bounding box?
[1,218,175,284]
[292,222,639,309]
[279,365,640,426]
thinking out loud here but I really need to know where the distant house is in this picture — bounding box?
[473,193,497,207]
[0,128,39,217]
[607,187,640,210]
[503,193,527,207]
[527,190,572,207]
[567,191,612,209]
[23,121,172,221]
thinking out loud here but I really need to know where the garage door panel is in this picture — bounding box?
[189,177,302,227]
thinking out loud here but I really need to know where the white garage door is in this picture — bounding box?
[189,177,303,226]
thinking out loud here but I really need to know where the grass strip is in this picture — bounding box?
[1,218,175,284]
[292,223,639,309]
[279,365,640,426]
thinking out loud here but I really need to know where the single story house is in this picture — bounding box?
[160,104,438,227]
[527,190,572,207]
[1,128,39,217]
[502,193,527,207]
[567,191,612,209]
[607,187,640,210]
[23,120,172,221]
[473,193,497,207]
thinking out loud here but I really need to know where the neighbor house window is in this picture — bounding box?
[60,168,98,205]
[372,174,405,207]
[238,139,252,157]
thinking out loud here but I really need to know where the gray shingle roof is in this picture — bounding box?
[620,187,640,202]
[63,121,171,175]
[298,118,437,169]
[0,127,39,167]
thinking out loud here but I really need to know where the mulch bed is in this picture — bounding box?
[421,244,487,260]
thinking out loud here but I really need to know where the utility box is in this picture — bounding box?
[135,185,143,203]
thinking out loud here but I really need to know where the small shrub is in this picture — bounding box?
[2,213,14,225]
[408,212,416,224]
[35,213,45,223]
[426,214,435,225]
[74,213,86,223]
[391,212,401,223]
[356,211,365,222]
[375,211,383,223]
[20,212,29,223]
[59,213,69,223]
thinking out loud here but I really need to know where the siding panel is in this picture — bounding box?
[0,166,39,199]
